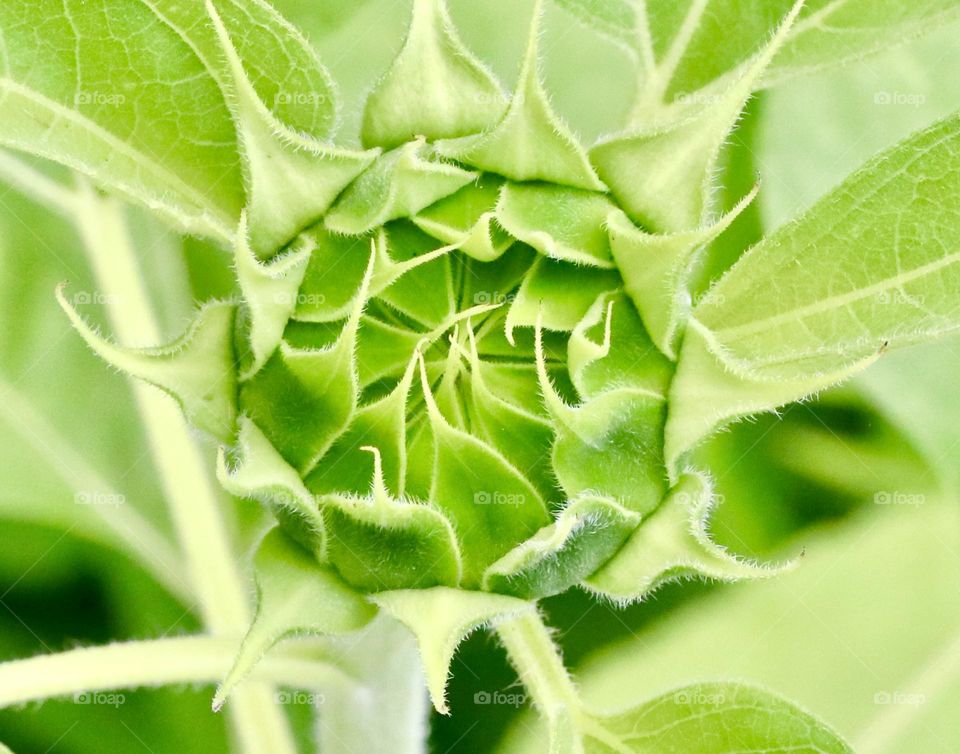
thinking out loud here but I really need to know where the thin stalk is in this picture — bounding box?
[496,611,581,720]
[0,637,354,708]
[71,182,297,754]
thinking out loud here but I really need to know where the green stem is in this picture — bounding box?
[71,183,297,754]
[0,636,354,708]
[496,611,581,720]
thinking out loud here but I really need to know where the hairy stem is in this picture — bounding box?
[496,611,581,721]
[71,182,297,754]
[0,636,354,708]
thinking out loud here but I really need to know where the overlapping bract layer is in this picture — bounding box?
[55,0,783,607]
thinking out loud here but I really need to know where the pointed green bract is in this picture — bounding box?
[465,332,557,500]
[294,228,376,323]
[213,527,375,711]
[320,448,461,592]
[240,252,374,472]
[325,139,477,236]
[483,496,640,599]
[606,185,758,358]
[506,258,622,339]
[567,292,673,400]
[58,289,237,441]
[591,2,802,232]
[206,0,377,257]
[218,417,327,559]
[307,349,421,496]
[234,216,312,376]
[413,176,514,261]
[586,473,790,602]
[668,112,960,467]
[435,2,604,191]
[420,357,550,586]
[537,321,667,514]
[361,0,506,149]
[497,183,617,268]
[372,587,532,714]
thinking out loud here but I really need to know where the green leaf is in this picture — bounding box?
[551,0,639,51]
[667,112,960,468]
[217,416,326,560]
[0,0,348,245]
[573,500,960,754]
[205,0,378,257]
[435,0,604,191]
[496,183,617,268]
[591,2,801,233]
[586,473,790,602]
[483,495,640,599]
[240,250,374,472]
[0,0,240,241]
[537,319,668,515]
[581,683,853,753]
[765,0,960,88]
[506,257,622,339]
[413,175,514,262]
[606,185,758,358]
[57,289,237,441]
[320,447,463,592]
[325,139,477,236]
[212,527,375,711]
[372,586,532,714]
[361,0,506,149]
[419,356,550,586]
